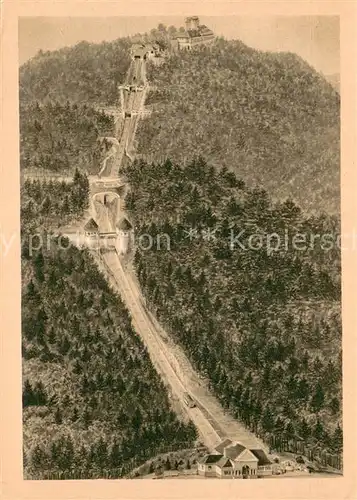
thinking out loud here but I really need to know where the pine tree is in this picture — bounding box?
[100,292,108,309]
[59,336,71,356]
[23,379,34,407]
[313,357,323,375]
[35,307,47,343]
[62,436,75,471]
[310,382,325,412]
[95,437,108,469]
[31,444,48,472]
[48,327,56,344]
[274,417,285,434]
[332,424,343,453]
[301,351,309,370]
[71,407,79,422]
[298,418,310,439]
[110,442,122,468]
[262,407,274,433]
[62,194,70,214]
[54,407,63,425]
[73,167,81,185]
[26,279,39,303]
[23,448,28,468]
[34,251,45,282]
[50,442,59,467]
[187,420,198,440]
[41,196,51,215]
[296,378,309,401]
[313,418,324,442]
[34,381,47,405]
[284,421,295,440]
[76,445,88,471]
[330,397,340,415]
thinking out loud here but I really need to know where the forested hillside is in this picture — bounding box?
[124,157,342,459]
[20,101,114,174]
[137,39,340,213]
[20,39,131,106]
[21,169,89,231]
[19,39,131,175]
[21,180,197,479]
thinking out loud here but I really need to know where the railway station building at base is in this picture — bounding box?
[198,439,273,479]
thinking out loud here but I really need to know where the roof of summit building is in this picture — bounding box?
[174,30,190,39]
[200,25,213,33]
[174,26,214,41]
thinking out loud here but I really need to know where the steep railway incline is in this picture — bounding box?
[95,249,267,451]
[109,58,146,177]
[96,250,222,450]
[96,46,268,453]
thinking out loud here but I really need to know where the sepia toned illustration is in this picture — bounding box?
[19,16,341,480]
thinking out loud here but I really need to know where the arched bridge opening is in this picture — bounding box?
[91,191,122,234]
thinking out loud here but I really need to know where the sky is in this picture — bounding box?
[18,16,340,75]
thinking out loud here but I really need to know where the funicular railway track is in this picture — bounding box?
[98,250,223,450]
[110,58,145,176]
[98,47,268,454]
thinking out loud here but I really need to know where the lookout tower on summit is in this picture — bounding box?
[170,16,215,51]
[185,16,200,31]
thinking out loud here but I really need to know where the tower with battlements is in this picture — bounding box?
[171,16,215,51]
[185,16,200,31]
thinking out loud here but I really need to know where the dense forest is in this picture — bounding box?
[21,179,197,479]
[124,157,342,459]
[20,39,131,106]
[20,101,114,174]
[137,38,340,213]
[21,169,90,231]
[19,39,132,176]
